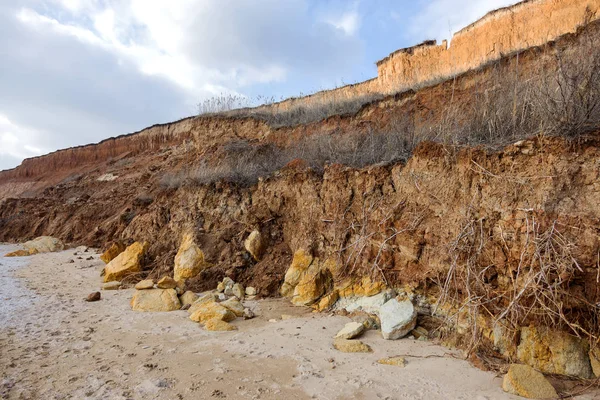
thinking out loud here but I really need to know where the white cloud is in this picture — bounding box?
[327,11,360,36]
[0,114,46,161]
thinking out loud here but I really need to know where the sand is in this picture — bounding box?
[0,243,587,400]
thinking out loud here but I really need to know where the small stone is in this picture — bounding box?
[244,230,264,261]
[220,298,245,317]
[86,292,101,302]
[102,281,121,290]
[335,322,365,340]
[333,338,372,353]
[204,318,238,331]
[243,308,255,320]
[281,314,294,320]
[411,326,429,339]
[378,357,406,367]
[217,282,225,292]
[232,283,244,300]
[189,301,236,323]
[245,287,257,296]
[502,364,558,399]
[135,279,154,290]
[179,291,199,307]
[379,299,417,340]
[181,304,191,311]
[156,276,177,289]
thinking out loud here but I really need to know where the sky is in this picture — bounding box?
[0,0,517,171]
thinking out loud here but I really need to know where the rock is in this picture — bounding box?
[4,250,30,257]
[291,263,329,306]
[517,326,593,378]
[243,308,255,320]
[204,318,238,331]
[378,357,406,367]
[333,338,372,353]
[232,283,244,300]
[220,297,245,317]
[135,279,154,290]
[335,322,365,340]
[181,304,191,311]
[102,281,122,290]
[156,276,177,289]
[315,290,339,311]
[590,348,600,377]
[100,242,126,264]
[130,289,181,312]
[411,326,429,340]
[188,293,220,314]
[337,290,395,315]
[217,282,225,292]
[189,301,236,323]
[222,277,234,287]
[502,364,558,399]
[379,299,417,340]
[173,233,210,282]
[245,286,257,296]
[86,292,101,302]
[280,249,313,297]
[244,230,264,261]
[103,242,148,283]
[337,276,385,298]
[281,314,294,320]
[179,291,199,307]
[23,236,64,254]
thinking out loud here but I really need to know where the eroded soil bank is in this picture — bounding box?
[0,245,539,400]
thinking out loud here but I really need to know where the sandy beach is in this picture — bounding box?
[0,244,562,400]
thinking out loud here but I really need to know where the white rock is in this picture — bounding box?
[245,286,257,296]
[335,322,365,340]
[337,290,395,315]
[379,299,417,340]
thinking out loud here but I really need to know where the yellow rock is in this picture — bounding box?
[333,338,372,353]
[291,263,328,306]
[173,234,210,282]
[103,242,148,283]
[23,236,64,254]
[179,291,199,307]
[314,290,339,312]
[244,230,264,261]
[204,318,238,331]
[4,249,30,257]
[517,326,593,378]
[378,357,406,367]
[337,276,385,298]
[502,364,558,399]
[189,301,236,323]
[188,293,219,314]
[220,298,245,317]
[157,276,177,289]
[100,242,126,264]
[280,249,313,297]
[135,279,154,290]
[130,289,181,312]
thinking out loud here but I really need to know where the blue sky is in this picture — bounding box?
[0,0,516,170]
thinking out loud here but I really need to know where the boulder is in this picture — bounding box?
[102,281,122,290]
[173,233,210,282]
[135,279,154,290]
[379,299,417,340]
[291,263,329,306]
[377,357,406,367]
[130,289,181,312]
[244,230,264,261]
[100,242,126,264]
[220,298,245,317]
[103,242,148,283]
[335,322,365,340]
[188,293,219,314]
[502,364,558,399]
[232,283,245,300]
[189,301,236,323]
[23,236,64,254]
[179,291,199,307]
[204,318,238,331]
[157,276,177,289]
[86,292,101,302]
[337,290,395,315]
[315,290,339,312]
[333,338,372,353]
[245,287,257,296]
[280,249,313,297]
[517,326,593,378]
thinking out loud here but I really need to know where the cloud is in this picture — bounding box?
[0,114,46,166]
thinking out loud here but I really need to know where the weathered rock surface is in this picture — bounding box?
[204,318,238,331]
[157,276,177,289]
[100,242,126,264]
[23,236,64,254]
[517,326,593,379]
[280,249,313,297]
[103,242,148,283]
[336,290,394,315]
[173,234,210,282]
[102,281,122,290]
[179,291,199,307]
[315,290,339,312]
[220,298,245,317]
[377,357,406,367]
[335,322,365,340]
[86,292,101,302]
[189,301,236,323]
[188,293,219,314]
[244,230,264,261]
[502,364,558,399]
[379,299,417,340]
[135,279,154,290]
[333,338,372,353]
[130,289,181,312]
[4,249,31,257]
